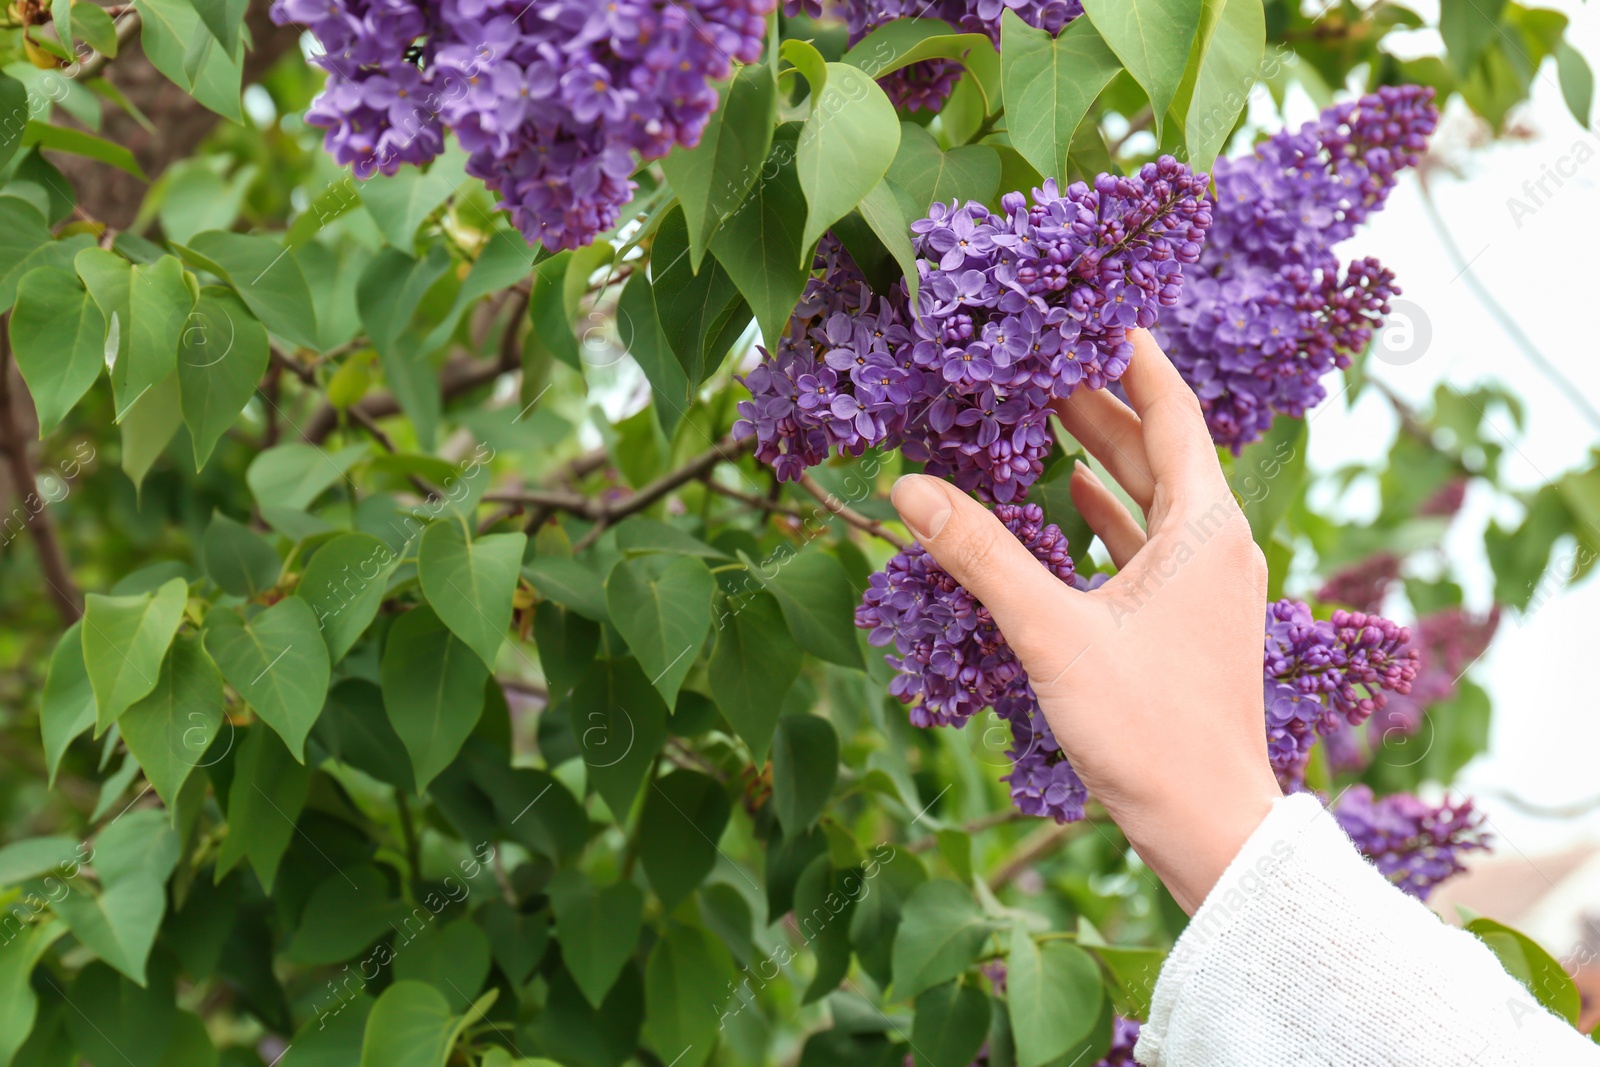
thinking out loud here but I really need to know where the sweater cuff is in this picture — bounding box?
[1134,791,1340,1066]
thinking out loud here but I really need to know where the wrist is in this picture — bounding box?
[1122,770,1281,915]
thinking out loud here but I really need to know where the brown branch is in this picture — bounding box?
[906,810,1028,853]
[701,478,811,521]
[534,436,755,552]
[303,353,517,443]
[1108,107,1154,155]
[796,472,908,550]
[607,435,755,523]
[269,345,317,386]
[560,447,609,485]
[986,821,1085,891]
[481,487,595,514]
[0,321,82,623]
[347,406,397,453]
[571,515,609,555]
[67,9,140,81]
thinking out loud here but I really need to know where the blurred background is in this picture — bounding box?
[1273,0,1600,999]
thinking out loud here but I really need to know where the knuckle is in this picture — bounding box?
[1245,540,1269,587]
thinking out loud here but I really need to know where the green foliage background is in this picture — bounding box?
[0,0,1597,1064]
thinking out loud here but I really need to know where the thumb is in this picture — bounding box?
[888,475,1084,644]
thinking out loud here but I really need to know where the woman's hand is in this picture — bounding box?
[888,329,1282,913]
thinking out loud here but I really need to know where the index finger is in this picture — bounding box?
[1116,329,1227,495]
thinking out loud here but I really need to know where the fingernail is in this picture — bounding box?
[891,475,951,542]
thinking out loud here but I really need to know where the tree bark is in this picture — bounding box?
[51,0,305,228]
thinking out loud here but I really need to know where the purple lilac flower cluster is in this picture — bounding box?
[735,161,1213,502]
[1157,86,1439,450]
[1418,476,1470,517]
[1263,599,1420,791]
[1315,551,1403,614]
[272,0,772,250]
[1360,603,1501,753]
[855,503,1093,821]
[1333,785,1490,899]
[782,0,1083,109]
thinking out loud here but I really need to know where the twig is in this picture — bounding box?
[261,365,282,447]
[269,345,316,386]
[0,321,82,623]
[347,406,397,452]
[906,809,1028,852]
[1108,107,1154,155]
[1367,376,1435,443]
[608,435,756,524]
[701,478,811,521]
[67,9,140,81]
[796,472,908,550]
[512,435,756,534]
[303,350,520,443]
[571,515,609,555]
[481,487,596,514]
[1481,788,1600,820]
[666,738,726,781]
[522,502,555,535]
[987,821,1084,891]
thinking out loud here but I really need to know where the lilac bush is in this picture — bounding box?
[272,0,774,249]
[1157,86,1439,450]
[735,160,1213,502]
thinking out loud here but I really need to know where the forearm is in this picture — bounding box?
[1136,793,1598,1066]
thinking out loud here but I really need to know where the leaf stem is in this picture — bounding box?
[396,788,423,882]
[965,110,1005,146]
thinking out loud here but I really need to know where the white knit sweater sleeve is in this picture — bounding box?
[1134,792,1599,1067]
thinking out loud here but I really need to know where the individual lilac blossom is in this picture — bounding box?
[1263,599,1420,791]
[736,160,1214,502]
[275,0,774,250]
[1096,1018,1140,1067]
[1333,785,1490,899]
[783,0,1084,109]
[1157,86,1440,450]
